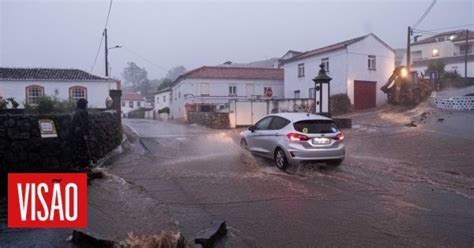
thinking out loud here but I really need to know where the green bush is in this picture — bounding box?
[128,108,147,119]
[157,107,170,114]
[25,96,76,114]
[330,94,352,115]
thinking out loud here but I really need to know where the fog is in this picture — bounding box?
[1,0,473,80]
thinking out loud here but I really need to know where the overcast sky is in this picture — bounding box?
[1,0,473,80]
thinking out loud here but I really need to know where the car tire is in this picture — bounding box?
[274,148,289,170]
[240,138,248,150]
[327,159,343,166]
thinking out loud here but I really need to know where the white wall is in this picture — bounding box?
[154,90,171,111]
[346,34,395,106]
[170,78,283,121]
[283,49,348,99]
[121,100,146,116]
[411,41,456,61]
[283,34,395,107]
[0,80,117,108]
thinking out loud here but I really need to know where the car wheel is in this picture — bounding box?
[240,138,248,150]
[327,159,343,166]
[274,148,289,170]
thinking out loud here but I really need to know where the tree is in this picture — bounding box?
[165,65,186,81]
[425,60,445,77]
[157,78,173,91]
[122,62,148,89]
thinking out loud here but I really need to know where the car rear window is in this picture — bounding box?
[293,120,339,134]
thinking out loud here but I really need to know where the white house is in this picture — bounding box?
[281,33,395,110]
[121,92,146,116]
[410,29,473,77]
[154,87,172,112]
[170,66,284,121]
[0,67,118,108]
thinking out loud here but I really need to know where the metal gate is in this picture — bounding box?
[230,100,268,126]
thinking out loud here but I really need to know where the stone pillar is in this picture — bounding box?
[109,90,122,113]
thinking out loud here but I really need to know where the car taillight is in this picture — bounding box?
[334,131,344,141]
[287,133,310,141]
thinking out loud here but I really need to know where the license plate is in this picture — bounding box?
[312,137,330,145]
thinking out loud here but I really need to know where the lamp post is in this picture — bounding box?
[104,28,122,77]
[312,63,332,117]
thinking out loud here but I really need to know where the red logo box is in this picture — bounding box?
[8,173,87,228]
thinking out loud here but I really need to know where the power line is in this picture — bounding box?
[107,36,169,73]
[89,0,114,73]
[415,23,474,33]
[413,0,437,29]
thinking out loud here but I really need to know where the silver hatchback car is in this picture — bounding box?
[240,112,345,170]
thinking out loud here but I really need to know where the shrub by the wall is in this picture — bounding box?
[330,94,352,115]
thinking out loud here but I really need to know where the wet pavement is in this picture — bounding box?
[1,105,473,247]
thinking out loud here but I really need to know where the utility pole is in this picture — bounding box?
[406,26,412,70]
[104,28,109,77]
[465,29,469,78]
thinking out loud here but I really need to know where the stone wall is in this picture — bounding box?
[189,112,230,129]
[0,110,122,173]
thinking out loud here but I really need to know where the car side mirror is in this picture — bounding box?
[248,125,255,132]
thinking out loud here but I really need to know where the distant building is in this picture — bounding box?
[121,92,145,116]
[410,29,473,77]
[170,66,284,121]
[154,87,172,112]
[280,33,395,110]
[0,67,118,108]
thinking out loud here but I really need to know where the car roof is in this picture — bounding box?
[269,112,333,122]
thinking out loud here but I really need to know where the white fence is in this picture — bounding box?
[431,96,474,111]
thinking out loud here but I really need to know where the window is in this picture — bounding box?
[432,48,440,57]
[368,55,376,70]
[229,85,237,96]
[156,96,159,103]
[436,36,446,42]
[25,85,44,105]
[309,88,316,98]
[293,120,339,134]
[200,105,212,112]
[69,86,87,102]
[137,101,141,107]
[297,63,305,77]
[254,116,273,130]
[321,58,329,72]
[129,101,134,108]
[122,101,126,107]
[163,96,166,102]
[201,83,210,96]
[268,117,290,130]
[294,90,300,99]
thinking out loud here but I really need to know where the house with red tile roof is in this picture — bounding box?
[169,66,283,121]
[121,91,146,117]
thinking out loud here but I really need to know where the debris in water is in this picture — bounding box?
[438,118,445,122]
[405,121,417,127]
[194,220,228,248]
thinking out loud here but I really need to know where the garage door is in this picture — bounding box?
[354,80,376,110]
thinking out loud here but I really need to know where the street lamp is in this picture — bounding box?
[104,28,122,77]
[312,63,332,117]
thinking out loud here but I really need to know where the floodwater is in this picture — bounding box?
[1,105,474,247]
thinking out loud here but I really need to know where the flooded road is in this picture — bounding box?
[1,106,473,247]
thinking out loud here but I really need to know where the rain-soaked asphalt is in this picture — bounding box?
[1,105,473,247]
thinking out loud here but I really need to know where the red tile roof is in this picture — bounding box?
[173,66,283,85]
[122,92,144,101]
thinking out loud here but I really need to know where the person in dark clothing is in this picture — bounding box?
[70,98,93,168]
